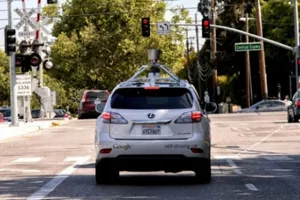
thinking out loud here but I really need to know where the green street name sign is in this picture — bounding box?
[235,42,262,52]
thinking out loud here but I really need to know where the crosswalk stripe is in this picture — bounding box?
[12,157,43,163]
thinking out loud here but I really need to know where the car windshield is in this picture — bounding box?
[0,109,11,117]
[110,88,193,109]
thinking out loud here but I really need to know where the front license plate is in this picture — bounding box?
[142,125,161,135]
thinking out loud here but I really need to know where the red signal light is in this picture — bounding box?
[297,58,300,65]
[203,20,209,27]
[143,19,148,24]
[31,57,39,65]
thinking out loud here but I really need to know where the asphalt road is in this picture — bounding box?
[1,111,300,200]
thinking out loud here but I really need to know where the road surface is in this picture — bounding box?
[0,111,300,200]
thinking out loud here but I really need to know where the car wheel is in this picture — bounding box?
[194,158,211,184]
[78,114,84,120]
[288,113,294,123]
[294,116,299,123]
[95,162,119,185]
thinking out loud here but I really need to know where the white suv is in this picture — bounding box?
[94,62,217,184]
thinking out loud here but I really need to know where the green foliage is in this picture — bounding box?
[198,0,298,106]
[46,0,191,111]
[0,50,9,105]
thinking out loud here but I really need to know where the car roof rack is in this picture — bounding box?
[120,49,188,88]
[120,62,187,87]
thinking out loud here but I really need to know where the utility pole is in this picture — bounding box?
[294,0,299,91]
[7,0,18,126]
[255,0,268,99]
[245,2,252,107]
[211,0,217,102]
[185,29,191,82]
[195,13,202,100]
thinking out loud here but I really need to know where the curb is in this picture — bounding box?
[0,120,68,142]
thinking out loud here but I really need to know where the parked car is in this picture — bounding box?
[234,99,289,113]
[78,90,110,119]
[287,89,300,123]
[54,109,72,119]
[0,107,11,122]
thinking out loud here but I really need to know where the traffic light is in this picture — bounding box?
[47,0,57,4]
[202,17,210,38]
[15,54,23,67]
[141,17,150,37]
[4,26,16,56]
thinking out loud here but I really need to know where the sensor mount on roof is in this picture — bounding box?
[147,49,161,62]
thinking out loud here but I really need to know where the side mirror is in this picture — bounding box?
[95,102,106,113]
[204,102,218,114]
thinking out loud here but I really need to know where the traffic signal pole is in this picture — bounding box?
[211,0,217,102]
[7,0,18,126]
[294,0,299,90]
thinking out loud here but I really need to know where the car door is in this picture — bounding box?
[291,92,300,116]
[255,101,271,112]
[269,101,286,112]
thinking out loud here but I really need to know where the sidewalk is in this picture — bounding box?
[0,119,68,141]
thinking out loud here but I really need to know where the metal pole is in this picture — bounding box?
[7,0,18,126]
[294,0,299,91]
[255,0,268,99]
[211,0,217,102]
[195,13,202,100]
[185,29,191,82]
[169,23,294,51]
[289,74,292,98]
[245,13,251,107]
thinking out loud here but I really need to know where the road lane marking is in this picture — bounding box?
[245,183,258,191]
[213,155,240,160]
[264,156,293,161]
[26,156,90,200]
[12,157,43,163]
[238,125,284,156]
[64,157,88,162]
[0,168,41,173]
[226,159,243,175]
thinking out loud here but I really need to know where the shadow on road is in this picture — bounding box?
[1,155,300,199]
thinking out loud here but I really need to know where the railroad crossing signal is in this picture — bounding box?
[141,17,150,37]
[4,26,16,55]
[14,53,42,73]
[202,17,210,38]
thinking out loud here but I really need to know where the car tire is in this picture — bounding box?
[194,158,211,184]
[288,114,294,123]
[288,113,298,123]
[95,162,119,185]
[78,114,84,120]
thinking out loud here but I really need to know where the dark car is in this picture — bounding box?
[0,107,11,122]
[287,89,300,123]
[54,109,72,119]
[78,90,110,119]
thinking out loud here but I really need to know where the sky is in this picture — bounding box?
[0,0,204,50]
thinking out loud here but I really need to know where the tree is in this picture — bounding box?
[49,0,191,91]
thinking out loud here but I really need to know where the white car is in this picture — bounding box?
[94,62,217,184]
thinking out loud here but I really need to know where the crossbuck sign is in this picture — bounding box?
[14,8,51,35]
